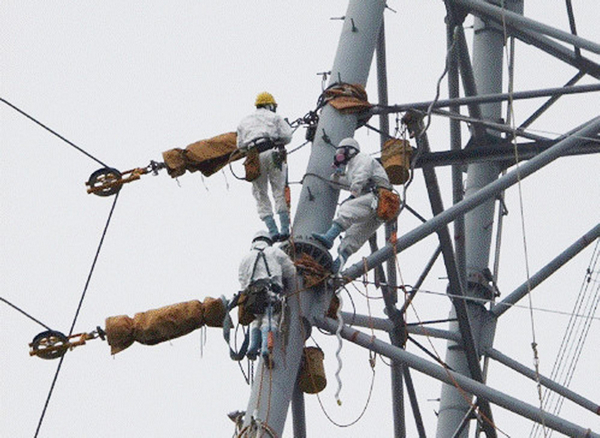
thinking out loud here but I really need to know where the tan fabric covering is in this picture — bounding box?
[377,188,400,222]
[298,347,327,394]
[105,315,135,355]
[382,138,412,185]
[162,132,243,178]
[105,299,230,354]
[202,296,227,327]
[133,300,204,346]
[322,83,372,114]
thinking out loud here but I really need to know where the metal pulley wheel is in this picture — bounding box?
[30,330,70,360]
[86,167,123,197]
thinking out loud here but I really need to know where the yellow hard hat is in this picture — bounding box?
[255,92,277,107]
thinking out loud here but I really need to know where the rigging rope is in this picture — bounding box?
[0,97,110,168]
[34,192,120,438]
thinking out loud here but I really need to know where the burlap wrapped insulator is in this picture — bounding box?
[162,149,187,178]
[382,138,412,185]
[298,347,327,394]
[105,315,135,355]
[203,296,227,327]
[162,132,243,179]
[376,188,400,222]
[132,300,204,346]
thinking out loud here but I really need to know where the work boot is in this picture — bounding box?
[278,211,291,241]
[246,328,262,361]
[312,222,343,249]
[263,215,280,241]
[332,249,351,274]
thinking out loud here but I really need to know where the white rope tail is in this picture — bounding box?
[334,292,344,406]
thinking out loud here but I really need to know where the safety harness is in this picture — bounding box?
[223,247,281,361]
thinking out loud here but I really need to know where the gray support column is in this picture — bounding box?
[376,17,406,438]
[437,1,521,435]
[242,1,387,435]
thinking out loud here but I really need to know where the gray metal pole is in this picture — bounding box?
[484,347,600,415]
[315,317,600,438]
[453,0,600,55]
[437,1,515,434]
[491,223,600,317]
[372,82,600,114]
[376,17,406,438]
[242,1,387,435]
[292,380,307,438]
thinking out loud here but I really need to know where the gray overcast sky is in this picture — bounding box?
[1,1,599,437]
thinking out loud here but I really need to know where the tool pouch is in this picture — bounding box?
[376,188,400,222]
[244,147,261,182]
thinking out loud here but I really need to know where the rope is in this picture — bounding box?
[0,97,110,168]
[0,297,52,330]
[34,192,120,438]
[496,2,547,433]
[334,292,344,406]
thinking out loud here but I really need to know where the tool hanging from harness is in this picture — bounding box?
[243,136,287,182]
[223,248,281,361]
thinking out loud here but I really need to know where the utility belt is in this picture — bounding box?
[243,138,286,180]
[235,279,282,325]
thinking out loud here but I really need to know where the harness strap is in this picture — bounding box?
[250,248,272,281]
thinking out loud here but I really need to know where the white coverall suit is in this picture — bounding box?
[238,239,296,359]
[236,108,293,220]
[332,152,392,256]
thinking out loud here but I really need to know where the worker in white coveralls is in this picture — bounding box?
[313,137,393,273]
[238,230,296,361]
[237,92,294,241]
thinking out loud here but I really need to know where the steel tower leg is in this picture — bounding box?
[436,1,523,436]
[241,1,387,436]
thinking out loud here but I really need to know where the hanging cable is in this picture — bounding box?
[0,297,52,330]
[0,97,110,168]
[34,192,120,438]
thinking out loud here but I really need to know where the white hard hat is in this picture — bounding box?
[252,230,273,245]
[338,137,360,152]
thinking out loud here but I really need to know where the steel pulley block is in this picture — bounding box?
[86,161,166,196]
[29,327,106,360]
[29,330,70,360]
[86,167,123,197]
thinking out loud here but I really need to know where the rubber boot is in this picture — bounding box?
[312,222,343,249]
[246,327,262,361]
[278,211,290,241]
[263,215,280,241]
[332,249,351,274]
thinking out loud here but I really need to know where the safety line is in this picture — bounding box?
[34,192,120,438]
[0,97,110,168]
